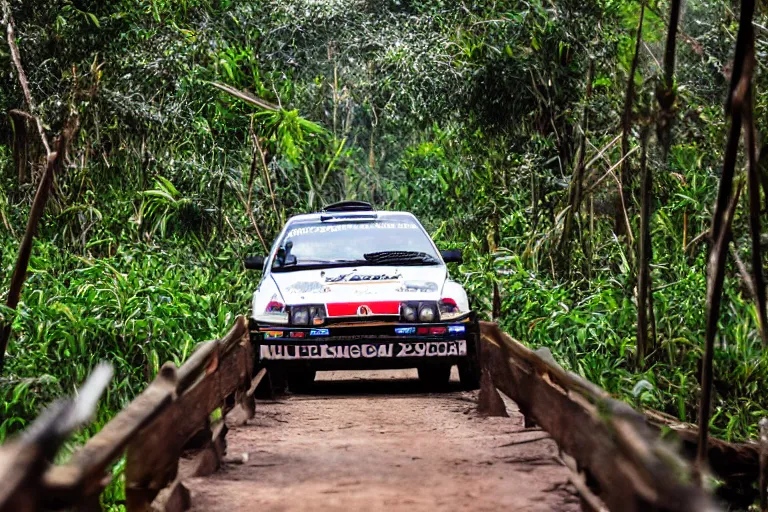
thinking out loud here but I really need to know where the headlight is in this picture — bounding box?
[292,307,310,325]
[290,304,326,326]
[418,304,437,322]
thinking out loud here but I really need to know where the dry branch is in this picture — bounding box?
[251,127,279,222]
[211,82,279,112]
[2,0,51,156]
[559,60,595,254]
[0,121,77,374]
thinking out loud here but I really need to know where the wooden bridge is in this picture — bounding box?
[0,317,760,511]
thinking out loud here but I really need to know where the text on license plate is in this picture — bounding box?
[260,340,467,360]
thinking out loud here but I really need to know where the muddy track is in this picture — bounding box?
[185,369,581,511]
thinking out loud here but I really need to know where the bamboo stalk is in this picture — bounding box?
[636,128,652,367]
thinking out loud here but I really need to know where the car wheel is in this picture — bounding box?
[417,364,451,391]
[458,355,481,390]
[287,370,316,393]
[267,370,288,396]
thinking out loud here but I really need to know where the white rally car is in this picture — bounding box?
[245,201,480,391]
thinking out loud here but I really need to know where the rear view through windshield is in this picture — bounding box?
[272,217,439,271]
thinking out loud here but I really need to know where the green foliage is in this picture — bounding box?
[0,237,249,440]
[3,3,768,510]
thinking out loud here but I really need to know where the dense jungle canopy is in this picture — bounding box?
[2,0,768,504]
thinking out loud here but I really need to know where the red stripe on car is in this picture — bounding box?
[326,301,401,317]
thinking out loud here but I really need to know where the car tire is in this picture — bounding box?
[267,370,288,396]
[458,355,481,390]
[458,334,482,390]
[417,364,451,391]
[287,370,316,393]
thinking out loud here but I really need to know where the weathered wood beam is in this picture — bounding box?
[176,316,247,392]
[645,409,759,488]
[125,320,251,511]
[480,322,718,512]
[43,364,178,506]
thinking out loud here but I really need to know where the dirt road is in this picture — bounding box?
[185,369,581,511]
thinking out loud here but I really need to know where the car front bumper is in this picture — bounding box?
[249,314,478,371]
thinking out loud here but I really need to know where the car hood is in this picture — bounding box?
[270,265,448,305]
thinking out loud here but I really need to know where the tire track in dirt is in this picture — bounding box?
[185,369,581,511]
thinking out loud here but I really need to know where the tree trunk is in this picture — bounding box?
[697,0,755,479]
[615,2,645,236]
[744,86,767,345]
[656,0,682,157]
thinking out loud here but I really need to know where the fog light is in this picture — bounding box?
[309,305,326,325]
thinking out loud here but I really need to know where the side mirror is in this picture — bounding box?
[440,249,463,264]
[244,255,265,270]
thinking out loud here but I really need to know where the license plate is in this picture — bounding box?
[260,340,466,360]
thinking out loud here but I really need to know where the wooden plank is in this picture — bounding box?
[480,323,718,512]
[1,318,248,511]
[43,364,178,506]
[1,364,112,511]
[125,331,252,511]
[645,408,759,484]
[247,368,268,397]
[0,442,41,512]
[177,317,247,393]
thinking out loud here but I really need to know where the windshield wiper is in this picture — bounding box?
[363,251,440,265]
[272,259,366,272]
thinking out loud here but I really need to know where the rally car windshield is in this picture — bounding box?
[271,218,440,272]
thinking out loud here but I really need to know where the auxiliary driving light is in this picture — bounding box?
[400,301,440,323]
[418,304,437,322]
[402,304,418,322]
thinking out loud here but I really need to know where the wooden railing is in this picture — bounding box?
[2,317,761,511]
[0,316,265,512]
[478,322,720,512]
